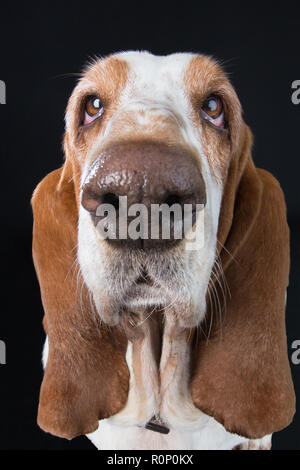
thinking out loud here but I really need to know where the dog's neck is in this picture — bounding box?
[113,308,206,431]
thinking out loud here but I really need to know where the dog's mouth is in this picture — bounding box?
[135,268,154,286]
[124,275,166,309]
[96,246,195,326]
[126,268,162,308]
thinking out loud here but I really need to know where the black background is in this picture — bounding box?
[0,2,299,450]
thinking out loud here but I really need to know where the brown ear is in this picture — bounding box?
[32,161,129,439]
[190,125,295,439]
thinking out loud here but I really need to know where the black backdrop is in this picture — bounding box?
[0,2,299,450]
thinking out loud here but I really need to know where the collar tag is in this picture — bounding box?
[145,419,170,434]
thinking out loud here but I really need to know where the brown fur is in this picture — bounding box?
[32,165,129,439]
[190,125,295,438]
[184,55,242,181]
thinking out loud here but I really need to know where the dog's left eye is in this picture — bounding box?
[83,95,104,125]
[201,95,224,128]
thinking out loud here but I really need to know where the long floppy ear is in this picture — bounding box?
[190,124,295,439]
[32,161,129,439]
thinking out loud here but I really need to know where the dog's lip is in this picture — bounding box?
[124,280,166,305]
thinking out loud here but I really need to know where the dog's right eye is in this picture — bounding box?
[83,95,104,125]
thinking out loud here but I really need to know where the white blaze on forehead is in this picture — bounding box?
[114,51,196,113]
[116,50,195,80]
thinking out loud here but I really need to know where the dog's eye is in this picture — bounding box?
[201,95,224,128]
[83,96,104,125]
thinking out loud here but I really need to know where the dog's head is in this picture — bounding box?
[64,52,244,328]
[32,51,295,442]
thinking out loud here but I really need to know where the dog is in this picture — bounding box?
[32,51,295,450]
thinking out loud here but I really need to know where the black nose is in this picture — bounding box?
[81,141,206,248]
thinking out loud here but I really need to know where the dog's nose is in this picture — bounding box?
[81,142,206,248]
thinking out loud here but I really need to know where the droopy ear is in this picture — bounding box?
[190,124,295,439]
[32,161,129,439]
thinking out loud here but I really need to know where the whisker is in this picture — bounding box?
[214,257,231,299]
[135,305,157,327]
[49,72,82,80]
[68,169,83,185]
[211,267,227,313]
[64,251,79,283]
[217,239,240,266]
[206,281,215,341]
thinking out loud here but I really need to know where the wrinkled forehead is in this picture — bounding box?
[81,51,228,103]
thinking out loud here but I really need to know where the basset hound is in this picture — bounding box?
[32,51,295,450]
